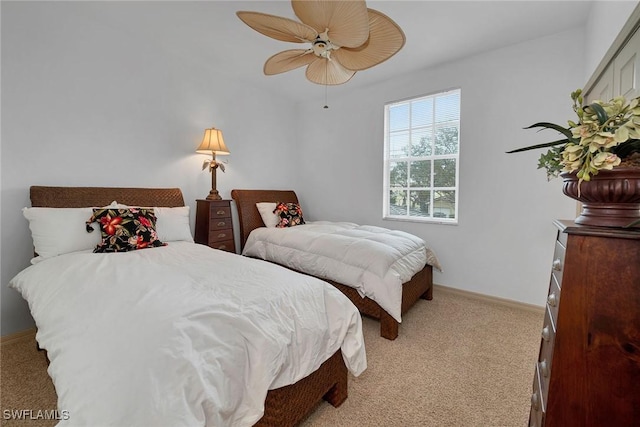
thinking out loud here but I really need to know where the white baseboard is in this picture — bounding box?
[434,284,545,315]
[0,328,37,347]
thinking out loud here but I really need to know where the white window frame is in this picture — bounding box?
[383,88,461,224]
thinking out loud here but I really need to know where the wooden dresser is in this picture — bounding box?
[529,220,640,426]
[194,199,236,253]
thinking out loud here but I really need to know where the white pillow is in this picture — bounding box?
[256,202,279,228]
[114,203,193,243]
[23,207,102,264]
[154,206,193,243]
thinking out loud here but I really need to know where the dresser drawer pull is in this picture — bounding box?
[547,293,558,307]
[217,233,227,238]
[531,392,540,411]
[217,221,227,227]
[541,326,551,342]
[218,245,227,250]
[216,210,226,215]
[552,259,562,271]
[540,360,549,377]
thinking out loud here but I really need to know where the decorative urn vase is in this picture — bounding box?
[561,167,640,228]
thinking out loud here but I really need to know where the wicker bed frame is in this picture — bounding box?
[29,186,348,427]
[230,189,434,341]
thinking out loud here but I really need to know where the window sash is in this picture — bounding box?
[384,89,460,223]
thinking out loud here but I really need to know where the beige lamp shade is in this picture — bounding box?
[196,128,230,155]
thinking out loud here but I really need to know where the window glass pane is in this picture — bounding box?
[435,91,461,123]
[389,189,408,215]
[390,130,409,158]
[389,104,409,131]
[411,98,433,127]
[434,159,456,187]
[389,161,408,187]
[411,128,432,156]
[410,160,431,187]
[434,190,455,218]
[409,190,430,217]
[434,125,459,155]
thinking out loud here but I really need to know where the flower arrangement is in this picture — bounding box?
[508,89,640,182]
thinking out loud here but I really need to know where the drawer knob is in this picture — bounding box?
[531,392,540,410]
[552,258,562,271]
[540,360,549,377]
[217,233,226,238]
[217,221,226,227]
[547,293,557,307]
[216,210,226,215]
[541,326,551,342]
[218,245,227,250]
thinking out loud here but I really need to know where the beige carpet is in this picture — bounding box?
[1,288,542,426]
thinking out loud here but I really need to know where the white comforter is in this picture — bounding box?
[242,221,442,323]
[9,242,366,427]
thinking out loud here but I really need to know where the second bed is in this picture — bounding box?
[231,189,442,340]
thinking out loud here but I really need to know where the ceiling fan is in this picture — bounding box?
[236,0,406,86]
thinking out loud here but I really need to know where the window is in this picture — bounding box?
[383,89,460,223]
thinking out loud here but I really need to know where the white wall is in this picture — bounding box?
[294,28,586,307]
[1,2,299,335]
[584,0,639,82]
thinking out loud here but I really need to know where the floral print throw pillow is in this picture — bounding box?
[86,208,166,253]
[273,202,305,228]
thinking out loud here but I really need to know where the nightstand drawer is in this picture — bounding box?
[210,206,231,218]
[208,228,233,243]
[209,239,234,252]
[210,218,233,230]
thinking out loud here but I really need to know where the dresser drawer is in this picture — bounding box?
[550,240,566,286]
[537,306,556,401]
[208,228,233,243]
[529,363,546,427]
[546,275,561,327]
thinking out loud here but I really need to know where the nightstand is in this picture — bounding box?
[194,199,236,253]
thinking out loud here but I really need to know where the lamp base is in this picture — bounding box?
[205,189,222,201]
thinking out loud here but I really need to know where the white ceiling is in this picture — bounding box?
[76,1,594,102]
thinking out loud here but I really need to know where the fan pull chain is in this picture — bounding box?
[323,59,329,109]
[324,84,328,109]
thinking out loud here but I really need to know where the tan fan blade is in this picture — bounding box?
[306,57,356,85]
[236,11,318,43]
[264,49,316,75]
[332,9,406,71]
[292,0,369,48]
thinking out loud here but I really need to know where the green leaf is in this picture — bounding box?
[506,138,569,153]
[524,122,574,140]
[589,102,609,125]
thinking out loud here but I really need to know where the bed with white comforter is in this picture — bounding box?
[242,221,442,323]
[9,241,367,427]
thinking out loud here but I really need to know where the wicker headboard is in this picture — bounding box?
[30,186,185,208]
[230,189,299,250]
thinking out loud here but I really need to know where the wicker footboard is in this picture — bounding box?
[256,350,347,426]
[328,265,433,340]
